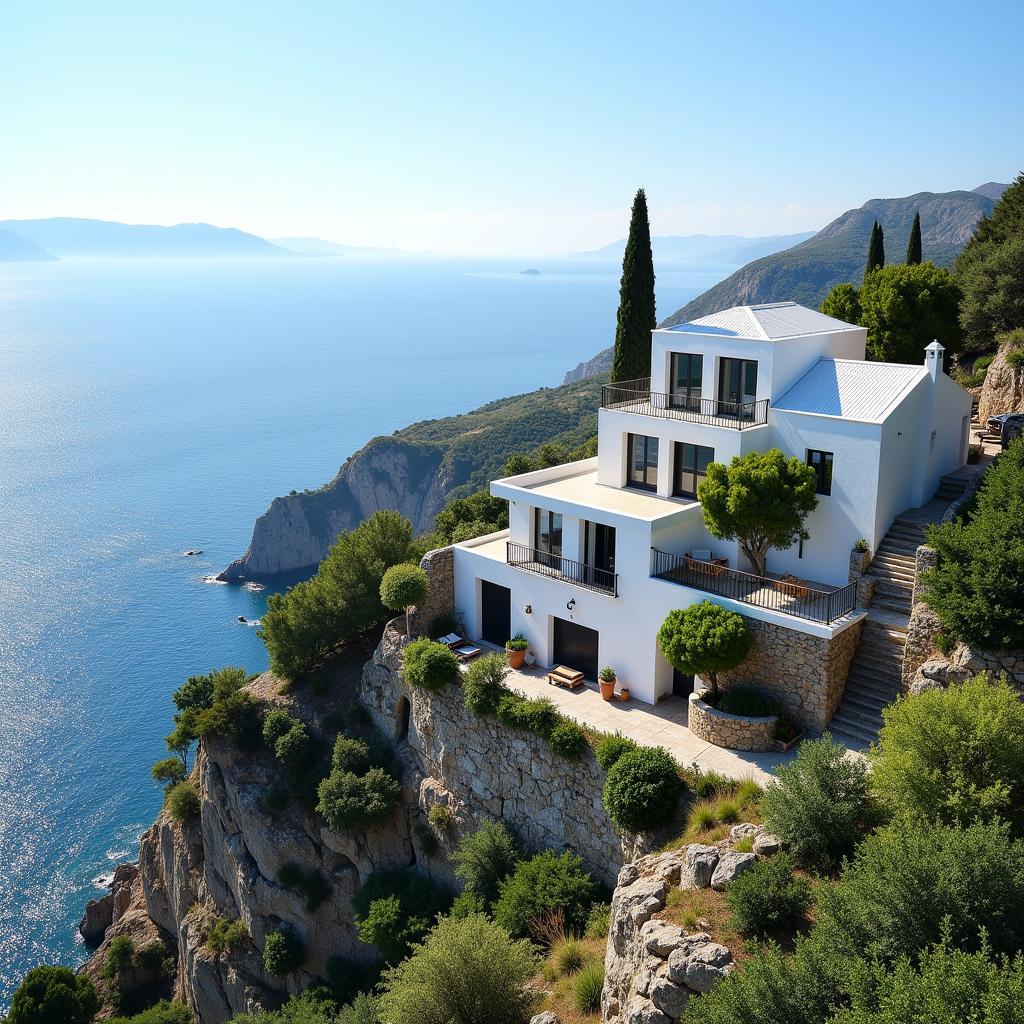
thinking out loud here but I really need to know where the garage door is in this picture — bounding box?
[480,580,511,647]
[553,617,599,681]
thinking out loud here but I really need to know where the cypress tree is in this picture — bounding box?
[865,220,885,276]
[906,211,922,264]
[610,189,656,384]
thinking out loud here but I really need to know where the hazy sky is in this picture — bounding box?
[3,1,1021,256]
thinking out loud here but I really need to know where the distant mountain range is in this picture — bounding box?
[271,236,434,259]
[571,231,814,266]
[564,183,1009,382]
[0,228,56,261]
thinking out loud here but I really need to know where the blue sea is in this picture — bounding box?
[0,255,727,1002]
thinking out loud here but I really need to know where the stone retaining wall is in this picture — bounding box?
[409,545,455,636]
[687,693,777,752]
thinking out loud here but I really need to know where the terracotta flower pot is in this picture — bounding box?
[506,647,526,670]
[599,679,616,701]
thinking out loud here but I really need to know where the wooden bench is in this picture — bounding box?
[547,665,585,689]
[686,555,729,578]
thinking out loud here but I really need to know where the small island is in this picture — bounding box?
[520,268,540,275]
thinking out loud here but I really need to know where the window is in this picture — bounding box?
[670,353,703,410]
[807,449,833,495]
[627,433,659,491]
[718,358,758,412]
[535,508,562,564]
[673,442,714,498]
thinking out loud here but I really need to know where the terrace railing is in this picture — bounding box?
[507,542,618,597]
[651,548,857,624]
[601,377,768,429]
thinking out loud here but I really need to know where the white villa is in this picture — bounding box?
[451,302,972,729]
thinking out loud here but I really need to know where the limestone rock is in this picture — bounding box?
[640,920,687,957]
[710,851,756,890]
[729,823,761,843]
[667,937,734,992]
[753,831,782,857]
[626,995,672,1024]
[648,971,690,1017]
[679,844,719,889]
[978,341,1024,424]
[530,1013,561,1024]
[79,894,113,944]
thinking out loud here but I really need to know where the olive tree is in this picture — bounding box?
[657,601,750,701]
[697,448,818,578]
[379,562,429,639]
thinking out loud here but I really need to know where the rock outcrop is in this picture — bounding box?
[978,340,1024,423]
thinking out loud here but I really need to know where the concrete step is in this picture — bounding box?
[870,553,916,570]
[865,609,910,632]
[845,679,902,704]
[874,579,913,596]
[842,690,894,717]
[872,596,913,615]
[847,670,902,694]
[828,712,881,747]
[877,541,922,556]
[850,655,903,678]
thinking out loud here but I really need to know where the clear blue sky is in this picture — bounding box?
[3,0,1021,255]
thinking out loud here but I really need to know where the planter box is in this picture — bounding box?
[688,692,778,753]
[772,731,805,753]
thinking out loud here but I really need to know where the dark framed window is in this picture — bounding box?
[673,442,714,498]
[670,353,703,410]
[719,357,758,409]
[627,433,659,491]
[535,508,563,562]
[807,449,833,495]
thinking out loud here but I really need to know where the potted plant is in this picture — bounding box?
[505,633,529,669]
[598,666,617,701]
[772,714,805,753]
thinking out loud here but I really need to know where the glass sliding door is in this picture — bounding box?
[534,508,563,567]
[627,433,659,491]
[673,442,714,498]
[718,358,758,416]
[583,520,616,590]
[669,353,703,411]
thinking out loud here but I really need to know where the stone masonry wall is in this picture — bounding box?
[409,545,455,637]
[687,694,776,752]
[716,617,863,732]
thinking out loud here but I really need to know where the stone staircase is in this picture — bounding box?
[827,473,968,748]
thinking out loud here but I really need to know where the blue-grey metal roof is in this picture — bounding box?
[666,301,860,340]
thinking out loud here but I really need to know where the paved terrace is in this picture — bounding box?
[485,657,797,785]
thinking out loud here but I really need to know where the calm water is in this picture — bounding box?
[0,255,726,1000]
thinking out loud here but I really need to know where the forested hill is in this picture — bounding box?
[660,185,1006,326]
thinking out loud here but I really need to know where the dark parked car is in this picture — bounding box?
[987,412,1024,446]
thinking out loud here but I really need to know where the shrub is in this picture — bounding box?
[263,927,305,975]
[332,735,371,775]
[658,601,751,701]
[107,1000,191,1024]
[449,890,488,919]
[594,733,637,770]
[761,734,869,869]
[687,765,732,799]
[151,757,186,788]
[427,803,454,831]
[165,781,201,823]
[263,709,298,747]
[7,966,100,1024]
[497,694,559,738]
[353,869,450,964]
[317,767,400,830]
[461,653,508,715]
[724,853,811,936]
[715,688,779,717]
[871,675,1024,832]
[493,850,596,939]
[602,746,682,833]
[552,936,586,975]
[206,916,249,953]
[379,562,429,639]
[815,817,1024,962]
[548,720,588,760]
[572,959,605,1013]
[506,633,529,652]
[598,666,616,683]
[101,936,136,980]
[165,666,262,765]
[377,913,538,1024]
[274,722,314,772]
[585,902,611,939]
[402,638,460,692]
[452,820,521,908]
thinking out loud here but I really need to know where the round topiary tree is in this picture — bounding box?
[402,637,461,692]
[8,965,100,1024]
[380,563,430,639]
[602,746,682,833]
[658,601,751,701]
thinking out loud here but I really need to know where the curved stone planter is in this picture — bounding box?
[688,692,778,752]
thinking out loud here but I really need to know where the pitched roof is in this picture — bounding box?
[666,301,860,340]
[773,358,927,423]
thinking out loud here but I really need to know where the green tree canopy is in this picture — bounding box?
[860,262,963,362]
[7,966,100,1024]
[821,282,862,325]
[378,562,429,639]
[956,171,1024,350]
[657,601,750,701]
[905,210,922,264]
[610,188,656,383]
[697,448,818,578]
[866,220,885,275]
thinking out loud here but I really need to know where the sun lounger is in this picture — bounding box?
[435,632,462,647]
[453,644,482,662]
[546,665,585,689]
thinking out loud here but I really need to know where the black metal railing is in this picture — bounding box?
[507,542,618,597]
[651,548,857,624]
[601,377,769,429]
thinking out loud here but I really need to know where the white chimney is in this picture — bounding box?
[925,339,944,382]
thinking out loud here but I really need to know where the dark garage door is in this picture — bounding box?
[480,580,511,647]
[553,617,599,681]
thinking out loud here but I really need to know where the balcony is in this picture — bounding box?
[601,378,769,429]
[507,542,618,597]
[651,548,856,624]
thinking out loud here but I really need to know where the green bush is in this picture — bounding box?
[353,869,450,964]
[449,890,488,919]
[107,1000,192,1024]
[274,723,314,772]
[594,733,638,770]
[496,693,559,738]
[402,638,460,692]
[263,928,306,975]
[761,734,869,870]
[317,767,400,831]
[716,688,780,717]
[332,735,372,775]
[871,675,1024,832]
[151,757,186,788]
[165,781,201,823]
[492,850,596,939]
[602,746,682,833]
[724,853,811,936]
[427,803,453,831]
[658,601,751,702]
[572,959,605,1014]
[548,720,588,760]
[585,901,612,939]
[7,966,100,1024]
[165,666,261,765]
[379,562,429,638]
[377,913,538,1024]
[228,990,376,1024]
[452,820,521,909]
[206,916,249,953]
[100,935,135,980]
[462,653,508,715]
[552,936,585,975]
[922,438,1024,648]
[815,817,1024,962]
[263,709,299,747]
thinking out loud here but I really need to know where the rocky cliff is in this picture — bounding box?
[978,337,1024,423]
